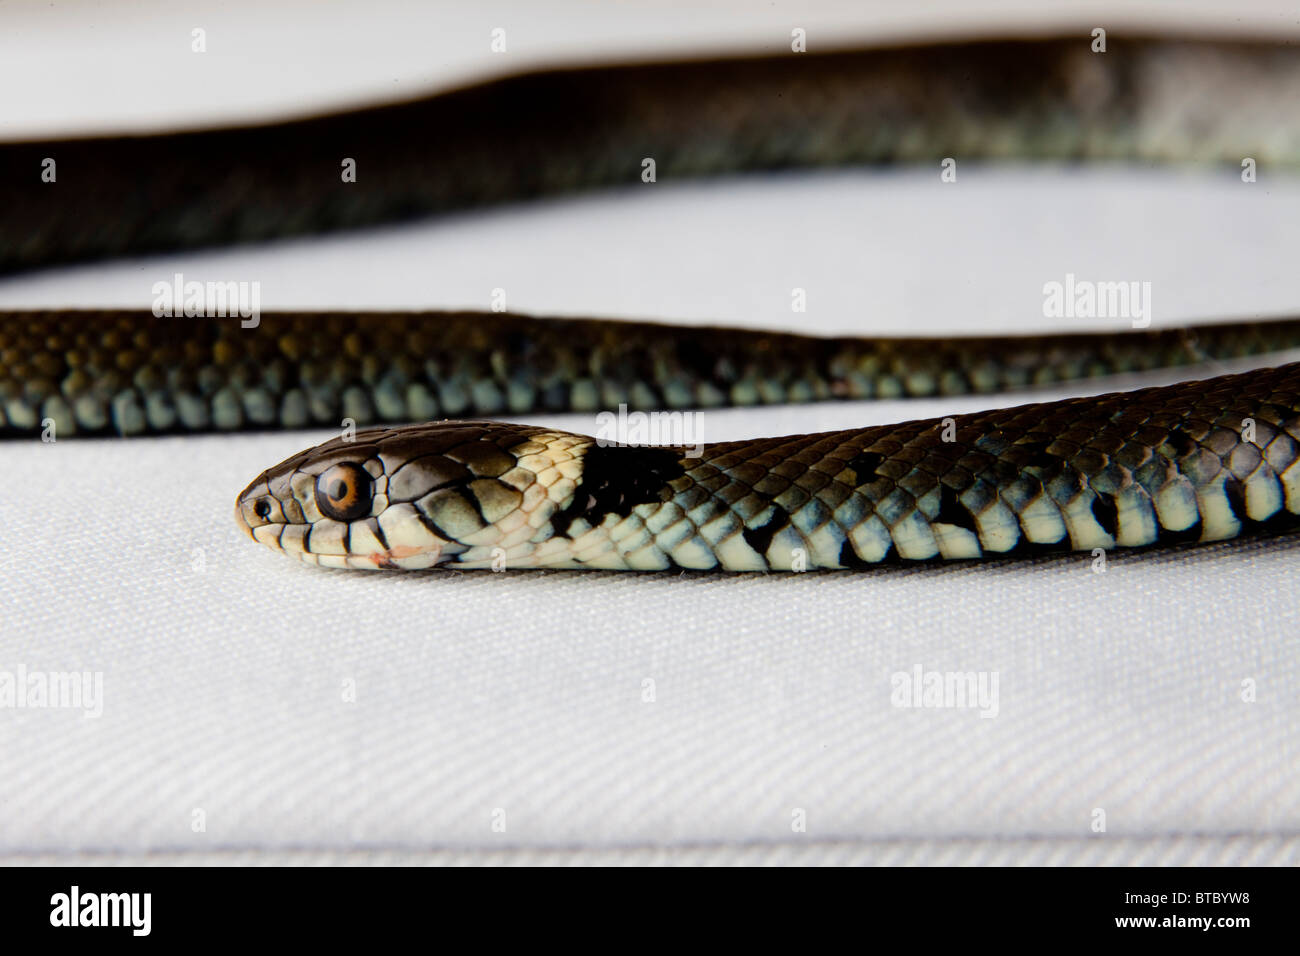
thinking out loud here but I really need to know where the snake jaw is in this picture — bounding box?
[363,544,438,570]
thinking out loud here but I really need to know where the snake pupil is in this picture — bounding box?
[333,480,348,499]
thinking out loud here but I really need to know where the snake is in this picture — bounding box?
[5,32,1300,571]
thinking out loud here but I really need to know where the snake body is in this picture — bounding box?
[235,364,1300,570]
[6,32,1300,570]
[5,311,1300,437]
[5,35,1300,273]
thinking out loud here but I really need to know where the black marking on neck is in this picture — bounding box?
[935,485,978,534]
[846,451,885,486]
[742,505,791,559]
[1091,492,1119,538]
[552,445,684,539]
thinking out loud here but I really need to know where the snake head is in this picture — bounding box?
[235,422,551,570]
[234,430,453,570]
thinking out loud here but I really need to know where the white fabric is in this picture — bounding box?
[7,836,1300,867]
[1,2,1298,864]
[4,168,1299,860]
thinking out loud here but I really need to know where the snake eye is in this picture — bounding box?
[315,462,374,522]
[254,499,272,520]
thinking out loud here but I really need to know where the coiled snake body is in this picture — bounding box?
[6,33,1300,571]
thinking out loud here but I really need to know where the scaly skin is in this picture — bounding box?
[4,310,1300,438]
[4,34,1299,567]
[3,37,1300,273]
[235,362,1300,571]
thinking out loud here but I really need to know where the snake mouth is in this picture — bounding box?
[249,528,445,571]
[339,544,442,570]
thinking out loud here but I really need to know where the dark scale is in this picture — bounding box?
[741,504,793,559]
[551,445,686,538]
[1090,492,1120,538]
[935,484,979,535]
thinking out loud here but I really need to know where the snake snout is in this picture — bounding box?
[234,469,301,546]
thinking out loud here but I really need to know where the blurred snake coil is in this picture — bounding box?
[5,33,1300,570]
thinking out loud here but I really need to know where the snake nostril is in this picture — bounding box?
[254,499,272,520]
